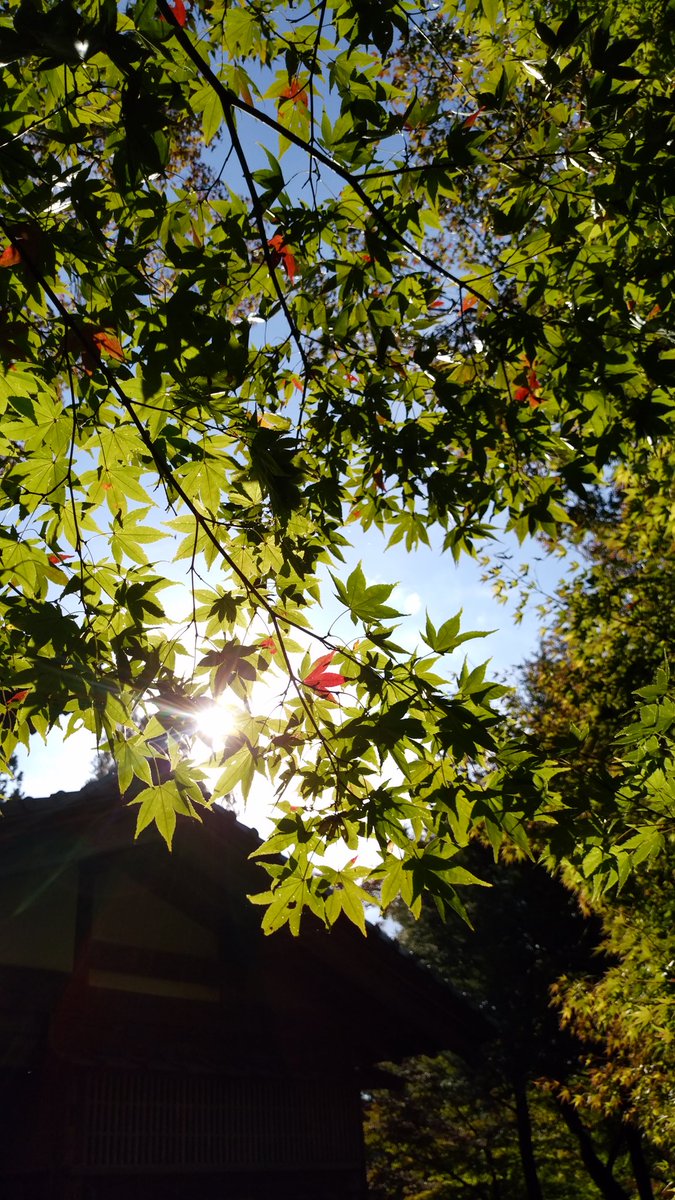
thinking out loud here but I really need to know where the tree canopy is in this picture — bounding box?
[364,450,675,1200]
[1,0,675,932]
[513,447,675,1171]
[364,858,633,1200]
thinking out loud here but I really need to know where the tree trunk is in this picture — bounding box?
[556,1098,631,1200]
[513,1079,543,1200]
[625,1125,654,1200]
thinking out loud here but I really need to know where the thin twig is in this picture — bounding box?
[155,0,494,307]
[219,101,311,377]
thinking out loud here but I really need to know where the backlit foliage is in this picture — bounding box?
[1,0,675,931]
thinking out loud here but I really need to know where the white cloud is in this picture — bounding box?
[405,591,422,615]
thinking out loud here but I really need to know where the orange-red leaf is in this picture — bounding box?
[91,329,125,362]
[268,234,297,282]
[7,689,29,705]
[304,651,335,677]
[68,326,125,376]
[461,293,478,313]
[280,78,308,108]
[306,673,345,696]
[464,107,485,128]
[160,0,187,23]
[514,368,542,407]
[48,553,73,565]
[0,224,40,270]
[303,650,346,696]
[260,636,278,655]
[282,253,297,283]
[0,244,21,268]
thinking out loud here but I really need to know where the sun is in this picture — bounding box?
[193,698,237,753]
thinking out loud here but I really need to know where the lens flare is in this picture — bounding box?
[194,700,236,752]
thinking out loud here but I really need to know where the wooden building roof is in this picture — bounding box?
[0,778,484,1073]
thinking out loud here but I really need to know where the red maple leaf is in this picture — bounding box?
[68,326,125,376]
[260,636,278,655]
[7,689,29,705]
[0,223,41,270]
[0,244,21,268]
[91,329,125,361]
[514,368,542,407]
[461,293,478,313]
[160,0,187,24]
[279,78,308,108]
[48,553,73,565]
[268,234,297,282]
[303,651,345,697]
